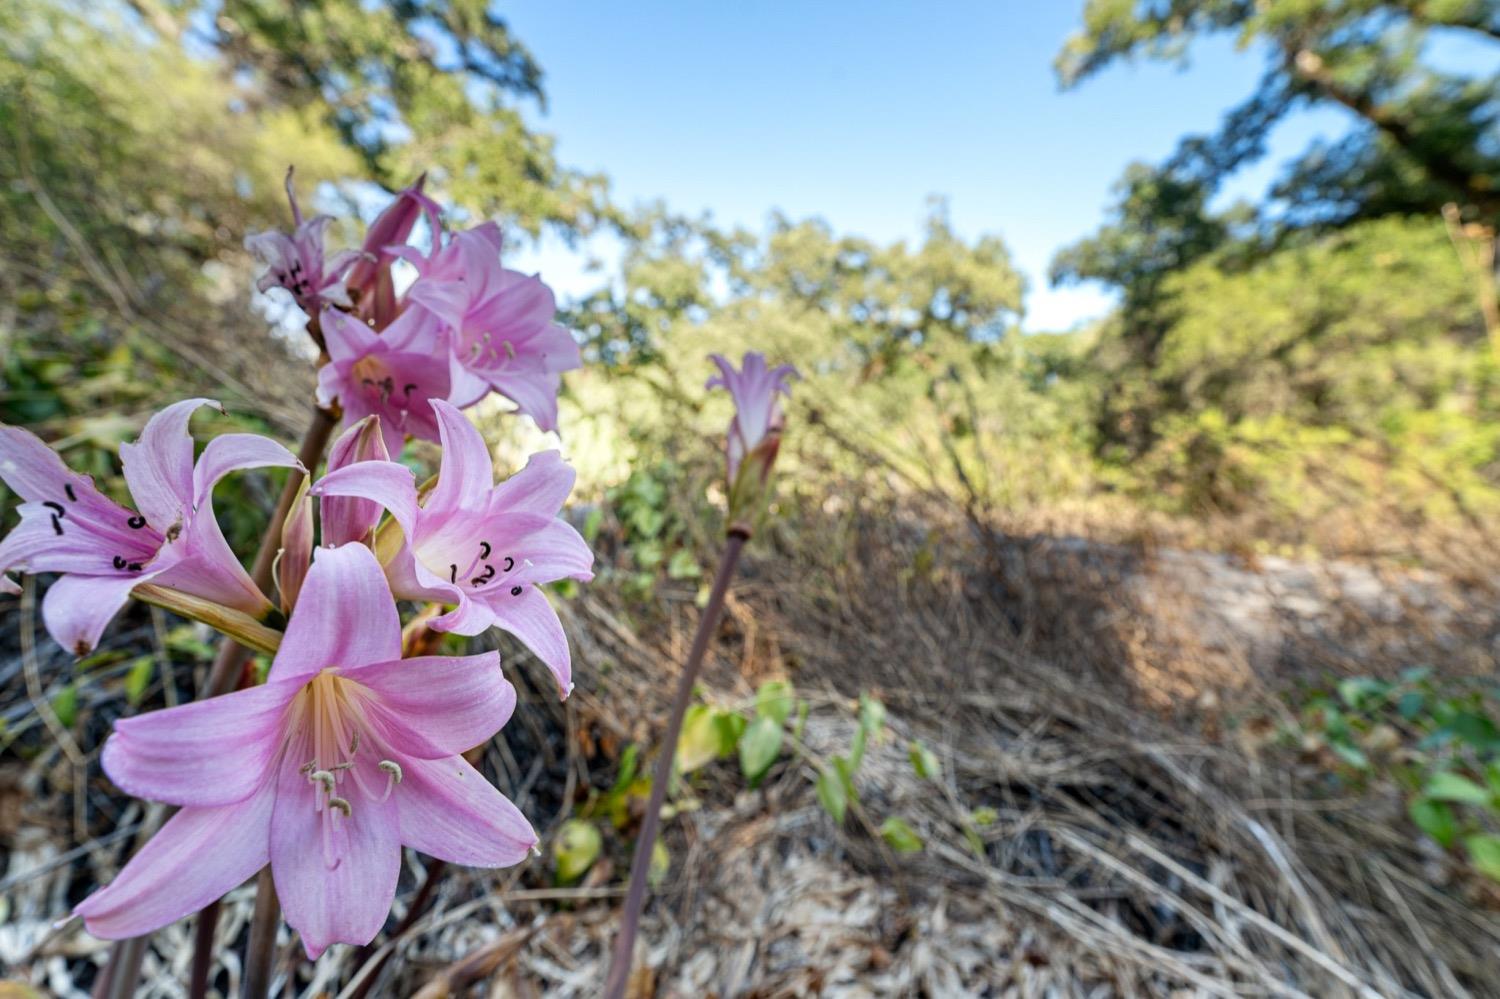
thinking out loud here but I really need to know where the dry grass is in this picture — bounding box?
[1,474,1499,996]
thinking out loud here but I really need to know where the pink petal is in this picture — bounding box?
[0,423,96,503]
[488,450,575,517]
[269,747,400,959]
[0,503,148,578]
[445,362,492,410]
[428,591,499,636]
[266,543,401,683]
[103,678,298,807]
[41,573,151,657]
[486,370,563,432]
[425,400,494,515]
[506,520,595,585]
[191,433,302,507]
[310,461,419,542]
[120,399,219,532]
[346,652,515,759]
[75,776,274,940]
[321,308,380,365]
[396,755,536,867]
[406,279,472,333]
[480,585,572,698]
[149,509,270,618]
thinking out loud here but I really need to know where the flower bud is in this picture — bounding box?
[319,415,391,547]
[345,175,443,330]
[276,476,313,615]
[706,352,798,536]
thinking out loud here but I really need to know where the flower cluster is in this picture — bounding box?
[252,171,581,455]
[0,176,592,957]
[0,173,797,968]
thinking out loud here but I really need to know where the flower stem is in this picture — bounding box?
[241,867,281,999]
[602,530,747,999]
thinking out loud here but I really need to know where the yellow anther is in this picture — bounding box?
[310,770,336,791]
[329,796,352,817]
[378,760,403,784]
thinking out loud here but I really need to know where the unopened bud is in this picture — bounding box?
[277,476,314,614]
[320,415,392,547]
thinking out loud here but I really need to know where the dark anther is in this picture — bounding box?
[64,483,77,502]
[449,564,458,583]
[502,556,515,572]
[44,501,65,536]
[471,564,495,587]
[478,541,492,559]
[404,383,417,395]
[113,556,127,570]
[127,562,143,572]
[127,515,147,530]
[510,585,523,596]
[43,501,65,517]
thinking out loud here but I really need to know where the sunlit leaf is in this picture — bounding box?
[880,816,923,854]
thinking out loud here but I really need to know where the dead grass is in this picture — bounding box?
[1,476,1499,996]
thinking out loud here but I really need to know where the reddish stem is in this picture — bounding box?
[602,531,746,999]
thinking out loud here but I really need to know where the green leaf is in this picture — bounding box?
[124,656,155,707]
[1409,798,1458,847]
[859,693,886,736]
[755,680,795,725]
[1400,666,1433,685]
[848,725,868,772]
[816,769,848,823]
[1448,712,1500,752]
[666,549,701,580]
[879,816,923,854]
[582,507,604,544]
[793,700,809,741]
[51,684,77,729]
[1396,691,1426,721]
[648,839,671,888]
[908,740,940,780]
[1338,677,1388,710]
[971,806,999,827]
[610,744,640,796]
[739,716,784,784]
[552,819,602,885]
[1425,771,1490,805]
[1331,741,1369,770]
[676,704,725,774]
[1464,834,1500,881]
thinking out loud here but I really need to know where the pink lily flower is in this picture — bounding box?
[319,415,392,548]
[402,223,581,432]
[707,352,799,484]
[245,169,359,315]
[316,307,451,459]
[74,543,536,958]
[345,174,443,330]
[311,400,593,698]
[0,400,302,654]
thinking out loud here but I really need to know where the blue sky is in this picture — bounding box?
[500,2,1355,331]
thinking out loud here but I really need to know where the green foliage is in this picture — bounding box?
[1092,216,1500,527]
[1057,0,1500,228]
[552,819,603,885]
[879,816,924,854]
[1291,667,1500,882]
[604,461,704,600]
